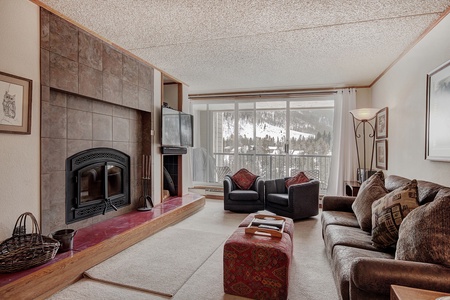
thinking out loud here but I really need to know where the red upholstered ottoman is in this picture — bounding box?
[223,227,292,300]
[238,213,295,242]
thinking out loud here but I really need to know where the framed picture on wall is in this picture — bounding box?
[376,140,388,170]
[376,107,388,139]
[0,71,32,134]
[426,59,450,161]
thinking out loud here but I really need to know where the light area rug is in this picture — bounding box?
[172,243,249,300]
[51,199,338,299]
[47,278,167,300]
[172,205,338,300]
[84,226,228,297]
[171,199,249,235]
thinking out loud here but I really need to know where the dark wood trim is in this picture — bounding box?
[370,7,450,87]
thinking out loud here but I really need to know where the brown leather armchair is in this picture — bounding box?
[265,177,319,220]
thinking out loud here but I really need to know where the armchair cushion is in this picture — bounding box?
[395,187,450,267]
[266,193,289,206]
[229,190,260,201]
[285,171,309,188]
[231,168,257,190]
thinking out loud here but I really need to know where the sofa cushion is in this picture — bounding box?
[285,171,309,188]
[417,180,443,204]
[371,179,419,248]
[324,225,394,260]
[385,175,410,192]
[229,190,260,201]
[352,171,388,232]
[385,175,443,204]
[231,168,257,190]
[395,188,450,267]
[331,245,394,300]
[321,211,360,233]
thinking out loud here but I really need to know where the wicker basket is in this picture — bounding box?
[0,212,60,273]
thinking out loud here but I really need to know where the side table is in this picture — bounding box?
[391,285,450,300]
[344,181,361,196]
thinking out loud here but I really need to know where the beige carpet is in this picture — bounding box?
[84,226,228,297]
[49,200,338,299]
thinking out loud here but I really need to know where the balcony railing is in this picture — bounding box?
[213,152,331,193]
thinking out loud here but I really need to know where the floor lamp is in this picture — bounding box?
[350,108,379,183]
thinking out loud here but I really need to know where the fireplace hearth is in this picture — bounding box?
[65,148,130,223]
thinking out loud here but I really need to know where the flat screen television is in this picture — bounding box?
[161,107,193,148]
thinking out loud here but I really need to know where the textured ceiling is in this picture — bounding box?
[39,0,450,94]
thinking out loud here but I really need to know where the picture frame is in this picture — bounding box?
[425,59,450,161]
[375,107,388,139]
[0,71,32,134]
[376,140,388,170]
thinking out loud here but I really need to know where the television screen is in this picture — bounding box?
[161,107,181,146]
[180,113,193,147]
[161,107,194,148]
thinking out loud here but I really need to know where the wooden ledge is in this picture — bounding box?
[0,194,205,300]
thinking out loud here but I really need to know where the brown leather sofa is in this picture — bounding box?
[321,175,450,300]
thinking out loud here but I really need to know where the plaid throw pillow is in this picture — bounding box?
[231,168,258,190]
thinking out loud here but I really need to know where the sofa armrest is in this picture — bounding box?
[288,180,319,202]
[288,180,320,214]
[254,177,265,201]
[223,176,233,200]
[350,257,450,298]
[322,195,355,212]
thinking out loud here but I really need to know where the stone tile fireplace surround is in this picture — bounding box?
[40,8,155,234]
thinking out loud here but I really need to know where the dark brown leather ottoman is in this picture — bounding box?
[223,226,292,300]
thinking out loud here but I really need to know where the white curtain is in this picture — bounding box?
[327,89,357,195]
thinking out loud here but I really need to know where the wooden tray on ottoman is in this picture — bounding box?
[239,213,295,241]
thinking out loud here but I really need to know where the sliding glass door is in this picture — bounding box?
[190,95,334,192]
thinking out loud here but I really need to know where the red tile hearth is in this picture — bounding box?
[0,194,205,299]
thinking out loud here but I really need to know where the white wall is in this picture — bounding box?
[372,13,450,186]
[356,88,372,108]
[0,0,40,240]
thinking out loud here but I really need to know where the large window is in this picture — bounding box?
[190,95,334,192]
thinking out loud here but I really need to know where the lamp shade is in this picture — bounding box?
[349,108,379,121]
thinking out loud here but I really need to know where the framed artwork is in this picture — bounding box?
[426,60,450,161]
[0,71,32,134]
[376,107,388,139]
[376,140,388,170]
